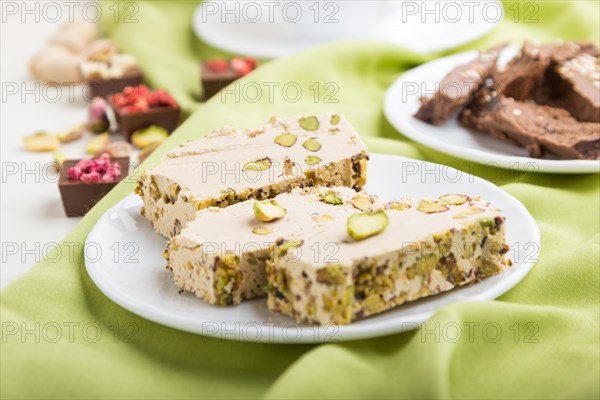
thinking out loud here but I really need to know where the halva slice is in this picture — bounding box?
[135,113,368,237]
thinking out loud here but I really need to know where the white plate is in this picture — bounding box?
[384,47,600,174]
[85,154,539,343]
[193,1,502,58]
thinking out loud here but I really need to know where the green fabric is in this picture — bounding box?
[2,1,599,398]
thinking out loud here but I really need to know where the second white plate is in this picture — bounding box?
[85,154,539,343]
[384,47,600,174]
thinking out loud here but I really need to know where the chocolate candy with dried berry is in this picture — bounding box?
[200,57,257,101]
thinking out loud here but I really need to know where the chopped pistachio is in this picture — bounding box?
[302,138,322,152]
[56,123,86,143]
[253,200,286,222]
[53,151,67,170]
[23,132,59,152]
[387,200,410,211]
[299,116,319,131]
[243,157,272,171]
[347,210,389,240]
[131,125,169,149]
[330,114,340,125]
[313,214,334,223]
[277,240,304,257]
[320,191,343,205]
[351,196,372,211]
[439,194,469,205]
[252,226,272,235]
[274,133,297,147]
[86,132,110,155]
[417,200,449,214]
[453,207,485,219]
[479,217,496,229]
[305,155,322,166]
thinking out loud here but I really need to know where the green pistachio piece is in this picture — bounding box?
[86,132,110,155]
[253,200,286,222]
[131,125,169,149]
[53,151,67,170]
[330,114,340,125]
[351,196,373,211]
[305,155,322,166]
[274,133,297,147]
[347,210,389,240]
[243,157,272,171]
[387,200,410,211]
[439,194,469,205]
[321,191,343,205]
[252,226,272,235]
[277,240,304,257]
[302,138,322,152]
[479,218,495,229]
[299,116,319,131]
[417,200,449,214]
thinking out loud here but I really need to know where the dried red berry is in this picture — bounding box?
[231,57,256,76]
[206,59,229,73]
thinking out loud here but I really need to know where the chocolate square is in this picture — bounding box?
[84,70,144,99]
[108,98,180,140]
[200,62,240,101]
[58,157,130,217]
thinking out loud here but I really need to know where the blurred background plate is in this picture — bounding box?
[193,0,503,58]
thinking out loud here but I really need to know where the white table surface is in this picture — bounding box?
[1,11,99,288]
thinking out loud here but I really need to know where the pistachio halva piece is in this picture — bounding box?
[136,113,369,237]
[166,187,509,325]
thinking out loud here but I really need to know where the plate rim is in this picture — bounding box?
[85,154,540,343]
[192,1,502,58]
[383,50,600,174]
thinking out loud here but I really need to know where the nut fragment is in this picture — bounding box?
[131,125,169,149]
[386,200,410,211]
[86,132,110,155]
[351,195,372,211]
[252,226,272,235]
[320,191,343,205]
[439,194,469,205]
[305,155,321,166]
[56,123,86,143]
[243,157,272,171]
[274,133,297,147]
[312,214,334,223]
[253,200,286,222]
[298,116,319,131]
[347,210,389,240]
[277,240,303,257]
[23,132,59,152]
[302,138,321,152]
[96,141,132,158]
[452,207,485,219]
[417,200,449,214]
[53,151,67,171]
[330,114,340,125]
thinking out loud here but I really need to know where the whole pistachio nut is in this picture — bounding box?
[302,138,322,152]
[299,116,319,131]
[253,200,287,222]
[86,132,110,155]
[330,114,340,125]
[23,132,59,152]
[243,157,272,171]
[131,125,169,149]
[274,133,297,147]
[347,210,389,240]
[439,194,469,205]
[417,200,449,214]
[305,155,321,166]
